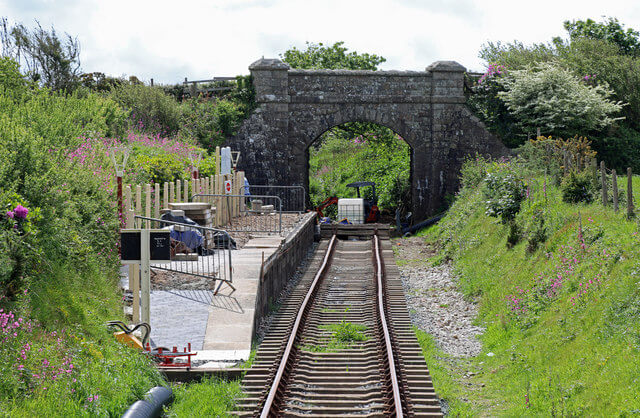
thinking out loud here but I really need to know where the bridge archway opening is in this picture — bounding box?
[306,121,412,222]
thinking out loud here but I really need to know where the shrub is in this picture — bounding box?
[561,170,597,203]
[131,154,186,185]
[484,170,527,223]
[110,83,182,136]
[499,63,624,139]
[526,207,548,253]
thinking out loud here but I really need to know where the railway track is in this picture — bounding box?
[235,233,441,417]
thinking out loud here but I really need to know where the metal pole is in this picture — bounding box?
[140,229,151,324]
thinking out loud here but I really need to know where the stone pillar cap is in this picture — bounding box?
[426,61,466,72]
[249,58,290,70]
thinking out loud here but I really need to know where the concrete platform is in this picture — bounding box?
[118,212,316,367]
[201,240,280,352]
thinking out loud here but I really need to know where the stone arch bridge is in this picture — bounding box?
[228,58,508,221]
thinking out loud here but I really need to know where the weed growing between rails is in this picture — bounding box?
[421,157,640,415]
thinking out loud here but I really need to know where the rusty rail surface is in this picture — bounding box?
[236,232,441,417]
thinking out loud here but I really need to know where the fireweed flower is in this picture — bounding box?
[13,205,28,219]
[5,211,14,219]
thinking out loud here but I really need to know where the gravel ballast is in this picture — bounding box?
[394,237,484,357]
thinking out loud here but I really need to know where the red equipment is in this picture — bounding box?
[315,196,339,218]
[314,182,380,223]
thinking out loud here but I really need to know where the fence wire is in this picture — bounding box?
[133,215,234,294]
[192,193,283,235]
[243,185,306,213]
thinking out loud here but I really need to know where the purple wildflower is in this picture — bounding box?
[13,205,28,220]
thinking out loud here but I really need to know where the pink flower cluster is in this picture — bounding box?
[478,64,507,84]
[5,205,28,221]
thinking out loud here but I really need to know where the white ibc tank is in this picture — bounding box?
[337,198,365,224]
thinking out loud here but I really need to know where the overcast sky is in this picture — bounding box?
[1,0,639,84]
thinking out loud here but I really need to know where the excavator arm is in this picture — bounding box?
[315,196,339,218]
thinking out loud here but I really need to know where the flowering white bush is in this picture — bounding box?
[498,63,624,137]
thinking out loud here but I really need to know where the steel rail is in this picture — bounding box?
[374,234,404,417]
[260,234,338,418]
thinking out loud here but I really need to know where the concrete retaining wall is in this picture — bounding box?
[252,212,316,339]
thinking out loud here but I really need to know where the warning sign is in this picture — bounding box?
[224,179,232,194]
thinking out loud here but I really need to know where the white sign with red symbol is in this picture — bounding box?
[224,179,232,194]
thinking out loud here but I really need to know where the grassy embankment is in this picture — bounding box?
[414,159,640,415]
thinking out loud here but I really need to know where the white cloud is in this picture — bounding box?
[1,0,639,82]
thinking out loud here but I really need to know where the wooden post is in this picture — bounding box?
[601,161,608,206]
[163,182,169,209]
[145,184,151,228]
[154,183,160,220]
[128,209,140,323]
[176,180,181,203]
[591,158,597,182]
[140,228,150,325]
[135,185,142,217]
[215,146,221,176]
[125,185,132,214]
[536,127,541,138]
[184,178,189,202]
[192,178,197,202]
[170,181,175,204]
[628,167,634,218]
[612,170,619,212]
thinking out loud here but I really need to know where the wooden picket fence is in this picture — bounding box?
[122,170,245,228]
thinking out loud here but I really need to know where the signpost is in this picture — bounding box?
[121,229,171,324]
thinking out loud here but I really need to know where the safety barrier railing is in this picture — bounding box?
[133,215,234,293]
[243,185,306,213]
[192,194,282,235]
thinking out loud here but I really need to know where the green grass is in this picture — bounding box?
[414,328,475,416]
[166,377,243,417]
[418,169,640,415]
[301,321,369,352]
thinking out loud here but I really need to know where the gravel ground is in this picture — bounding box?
[394,237,484,357]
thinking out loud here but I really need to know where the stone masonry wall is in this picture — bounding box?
[252,212,316,340]
[229,58,508,221]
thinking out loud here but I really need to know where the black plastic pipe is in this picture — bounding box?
[402,214,444,236]
[122,386,174,418]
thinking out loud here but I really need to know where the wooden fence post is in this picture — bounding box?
[184,178,189,202]
[163,182,169,209]
[154,183,160,220]
[176,180,181,203]
[145,184,151,228]
[612,169,619,212]
[601,161,608,206]
[125,185,132,214]
[628,167,634,218]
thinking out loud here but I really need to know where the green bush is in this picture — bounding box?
[561,170,597,203]
[131,153,186,185]
[526,207,548,253]
[483,169,527,222]
[498,63,623,139]
[110,83,182,136]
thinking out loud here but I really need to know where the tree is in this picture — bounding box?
[1,17,81,91]
[280,41,385,71]
[281,42,392,145]
[498,63,623,138]
[563,17,640,57]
